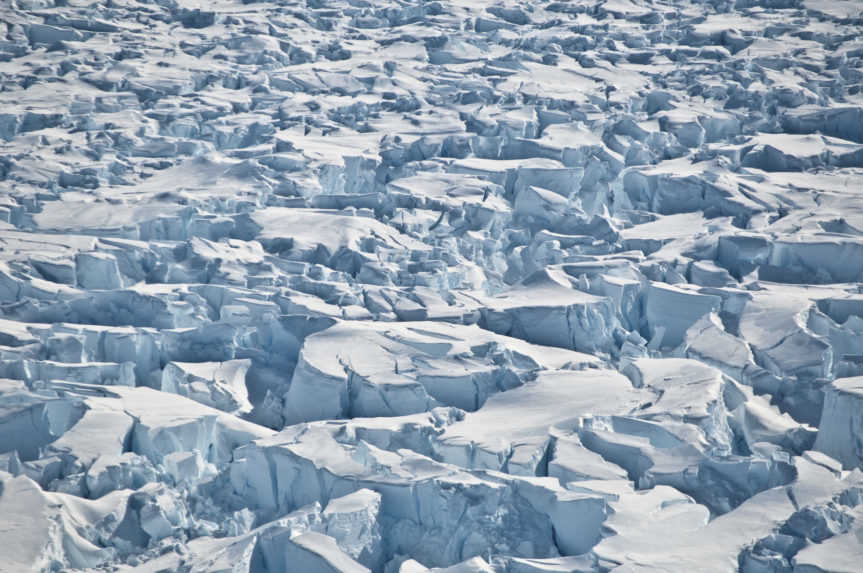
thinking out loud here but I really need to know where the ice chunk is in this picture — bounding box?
[44,394,135,476]
[478,268,619,354]
[0,359,136,387]
[323,489,384,570]
[133,482,192,542]
[814,377,863,469]
[269,532,369,573]
[577,412,795,514]
[161,359,252,414]
[86,453,157,499]
[781,106,863,144]
[75,252,124,290]
[0,378,87,461]
[623,358,733,453]
[765,235,863,284]
[728,384,816,454]
[27,23,84,45]
[126,387,272,465]
[677,313,755,380]
[513,186,568,228]
[240,208,427,274]
[283,319,599,424]
[658,109,705,148]
[0,471,131,571]
[434,369,648,475]
[644,283,722,349]
[792,505,863,573]
[548,430,629,483]
[230,426,580,567]
[592,457,863,571]
[740,134,863,172]
[27,384,273,473]
[737,289,832,421]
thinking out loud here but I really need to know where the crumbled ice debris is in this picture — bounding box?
[1,0,863,570]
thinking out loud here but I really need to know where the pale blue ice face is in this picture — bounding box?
[0,0,862,570]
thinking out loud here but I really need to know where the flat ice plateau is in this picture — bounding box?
[1,0,863,571]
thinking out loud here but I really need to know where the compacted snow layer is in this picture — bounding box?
[0,0,862,571]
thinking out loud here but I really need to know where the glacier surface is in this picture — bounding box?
[1,0,863,571]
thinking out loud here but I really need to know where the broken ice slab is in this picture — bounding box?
[445,157,582,199]
[236,207,428,275]
[716,232,773,280]
[781,106,863,144]
[679,313,755,374]
[85,452,158,499]
[1,288,200,330]
[229,424,609,567]
[619,211,729,259]
[128,486,382,572]
[231,427,550,564]
[737,287,833,385]
[657,108,706,148]
[477,267,620,354]
[262,531,371,573]
[728,386,817,455]
[740,134,863,172]
[386,172,509,216]
[43,394,136,479]
[576,405,798,515]
[623,358,733,453]
[0,378,87,461]
[0,358,136,387]
[0,472,127,570]
[548,430,630,484]
[283,319,600,424]
[644,283,722,349]
[433,369,648,476]
[160,359,252,414]
[628,357,814,454]
[0,380,272,496]
[75,251,124,290]
[28,201,191,241]
[30,382,272,471]
[591,455,863,572]
[322,489,384,570]
[558,259,644,331]
[814,377,863,470]
[114,385,273,466]
[623,158,768,218]
[358,285,481,324]
[791,505,863,573]
[762,234,863,284]
[677,313,756,382]
[513,185,569,229]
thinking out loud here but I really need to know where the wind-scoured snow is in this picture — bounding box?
[1,0,863,571]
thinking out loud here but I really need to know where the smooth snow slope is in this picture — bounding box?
[1,0,863,571]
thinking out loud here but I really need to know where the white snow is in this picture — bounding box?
[1,0,862,570]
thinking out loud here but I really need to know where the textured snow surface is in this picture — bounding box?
[1,0,863,571]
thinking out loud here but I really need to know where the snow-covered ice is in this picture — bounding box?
[1,0,863,570]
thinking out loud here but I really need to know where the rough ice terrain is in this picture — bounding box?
[1,0,863,571]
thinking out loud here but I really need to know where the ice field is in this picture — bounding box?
[1,0,863,571]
